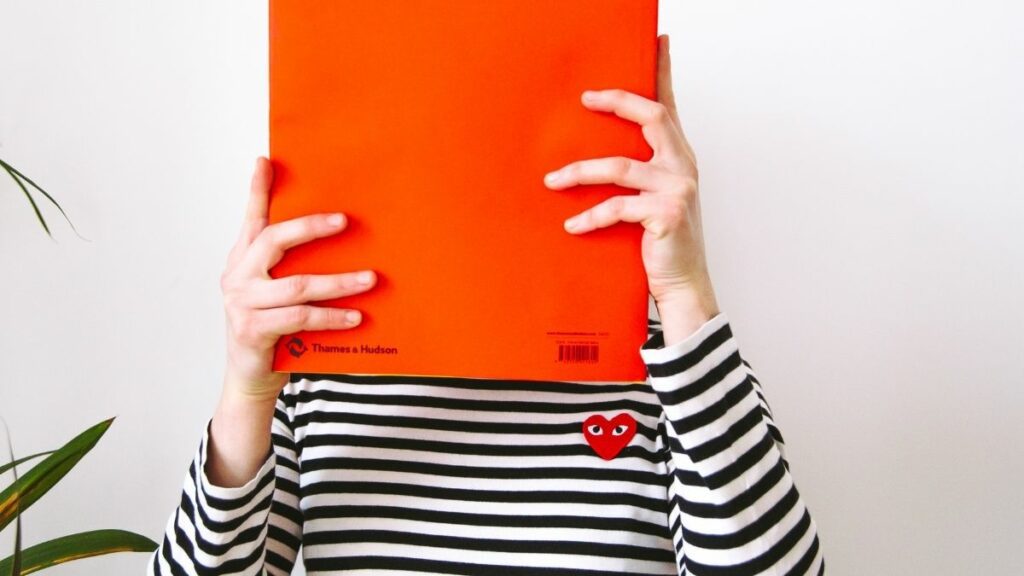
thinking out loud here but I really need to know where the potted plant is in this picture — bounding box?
[1,160,157,574]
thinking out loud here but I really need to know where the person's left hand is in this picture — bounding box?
[543,33,719,329]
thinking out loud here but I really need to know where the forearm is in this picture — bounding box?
[641,314,825,573]
[206,374,278,487]
[148,378,298,575]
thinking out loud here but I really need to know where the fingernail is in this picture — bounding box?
[345,310,361,324]
[357,271,374,285]
[545,171,561,184]
[564,217,580,231]
[582,90,597,101]
[327,213,344,227]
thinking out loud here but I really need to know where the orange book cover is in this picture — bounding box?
[268,0,659,382]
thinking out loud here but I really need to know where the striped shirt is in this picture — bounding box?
[148,312,825,575]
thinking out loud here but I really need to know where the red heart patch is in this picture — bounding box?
[582,413,637,460]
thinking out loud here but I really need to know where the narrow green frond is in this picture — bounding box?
[0,452,55,478]
[0,418,114,532]
[0,529,158,575]
[0,158,90,242]
[1,417,23,576]
[1,164,52,240]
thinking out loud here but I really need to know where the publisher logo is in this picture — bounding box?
[286,336,308,358]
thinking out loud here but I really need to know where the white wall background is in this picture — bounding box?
[1,1,1021,574]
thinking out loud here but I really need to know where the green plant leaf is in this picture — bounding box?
[0,163,51,239]
[0,157,89,242]
[0,452,55,478]
[0,529,157,575]
[1,418,22,576]
[0,418,114,532]
[7,503,19,576]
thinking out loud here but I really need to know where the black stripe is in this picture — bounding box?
[301,433,664,461]
[683,509,815,575]
[159,527,188,576]
[653,349,744,407]
[267,520,301,550]
[672,467,704,486]
[265,548,293,573]
[301,456,667,485]
[187,458,276,533]
[302,529,675,563]
[702,432,778,490]
[677,456,788,519]
[643,320,733,379]
[270,431,300,474]
[290,389,664,418]
[269,480,303,526]
[669,512,682,544]
[664,375,753,438]
[785,533,822,576]
[305,555,674,576]
[685,405,764,463]
[767,420,786,447]
[149,548,162,576]
[681,484,803,549]
[170,505,267,576]
[182,488,273,557]
[302,481,669,514]
[304,504,671,538]
[295,409,661,442]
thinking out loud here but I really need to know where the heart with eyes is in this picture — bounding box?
[582,413,637,460]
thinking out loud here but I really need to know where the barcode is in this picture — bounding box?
[558,344,599,364]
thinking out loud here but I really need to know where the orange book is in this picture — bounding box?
[268,0,659,382]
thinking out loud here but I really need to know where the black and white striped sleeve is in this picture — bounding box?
[147,394,304,576]
[640,312,825,575]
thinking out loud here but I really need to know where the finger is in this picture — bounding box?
[240,156,274,247]
[657,34,682,130]
[544,156,663,192]
[251,304,364,338]
[581,88,685,159]
[244,270,376,310]
[656,34,696,165]
[226,158,273,270]
[242,212,348,277]
[563,193,659,234]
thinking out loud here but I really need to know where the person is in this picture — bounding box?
[148,34,824,575]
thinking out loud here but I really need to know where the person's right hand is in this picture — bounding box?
[219,156,376,403]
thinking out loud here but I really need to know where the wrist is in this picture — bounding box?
[222,364,287,406]
[207,384,277,488]
[220,380,281,411]
[216,390,277,424]
[653,285,721,348]
[214,382,277,439]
